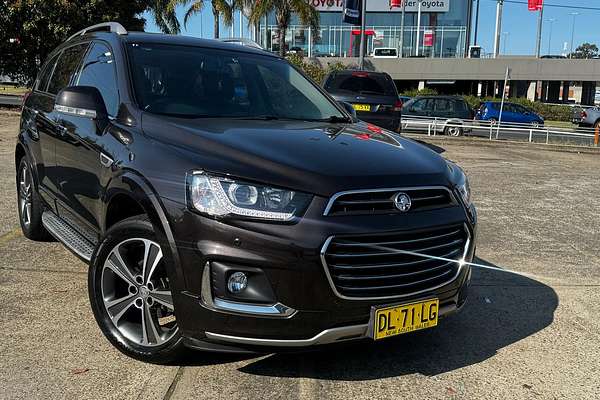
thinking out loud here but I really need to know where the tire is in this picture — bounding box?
[594,120,600,130]
[488,118,498,126]
[16,156,51,241]
[444,125,463,137]
[88,215,185,364]
[531,121,540,129]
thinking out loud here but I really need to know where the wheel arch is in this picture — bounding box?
[102,170,185,290]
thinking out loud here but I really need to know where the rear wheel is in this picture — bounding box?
[444,125,463,137]
[16,157,50,240]
[89,216,185,363]
[531,121,541,128]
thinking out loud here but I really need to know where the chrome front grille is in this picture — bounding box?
[324,187,456,216]
[321,224,469,300]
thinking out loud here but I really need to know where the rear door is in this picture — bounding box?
[23,54,60,208]
[34,44,89,207]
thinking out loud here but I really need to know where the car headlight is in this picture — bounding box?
[187,171,312,221]
[456,174,472,207]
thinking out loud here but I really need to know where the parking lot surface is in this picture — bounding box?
[1,110,599,399]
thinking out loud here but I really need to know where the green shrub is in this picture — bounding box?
[400,88,438,98]
[286,54,349,85]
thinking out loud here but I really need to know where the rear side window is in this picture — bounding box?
[77,42,119,116]
[325,73,396,96]
[36,55,59,92]
[47,43,88,95]
[411,98,433,112]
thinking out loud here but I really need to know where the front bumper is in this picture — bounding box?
[162,196,476,352]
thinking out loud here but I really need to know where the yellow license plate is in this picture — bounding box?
[353,103,371,111]
[371,299,439,340]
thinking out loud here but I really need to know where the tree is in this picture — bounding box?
[168,0,233,39]
[0,0,178,85]
[234,0,259,40]
[249,0,319,57]
[569,43,599,59]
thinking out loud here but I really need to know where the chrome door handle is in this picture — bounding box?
[100,153,114,168]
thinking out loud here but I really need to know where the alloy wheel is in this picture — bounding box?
[447,126,462,137]
[18,164,32,228]
[101,238,178,347]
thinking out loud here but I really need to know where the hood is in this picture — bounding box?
[141,113,453,197]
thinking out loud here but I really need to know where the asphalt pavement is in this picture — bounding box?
[1,110,600,399]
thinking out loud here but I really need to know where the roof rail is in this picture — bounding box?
[217,38,263,50]
[67,22,127,42]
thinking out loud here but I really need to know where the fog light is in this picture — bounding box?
[227,272,248,293]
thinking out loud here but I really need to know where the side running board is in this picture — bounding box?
[41,211,95,262]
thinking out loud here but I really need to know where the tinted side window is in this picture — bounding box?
[47,44,88,95]
[77,42,119,116]
[36,55,59,92]
[411,99,432,112]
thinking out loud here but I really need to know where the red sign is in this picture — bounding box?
[390,0,402,8]
[424,30,434,47]
[528,0,543,11]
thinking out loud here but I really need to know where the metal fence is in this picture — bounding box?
[401,116,599,147]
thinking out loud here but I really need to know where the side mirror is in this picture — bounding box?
[55,86,108,123]
[338,101,358,121]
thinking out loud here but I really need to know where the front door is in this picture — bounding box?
[53,41,120,242]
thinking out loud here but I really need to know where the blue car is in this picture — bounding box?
[475,101,544,127]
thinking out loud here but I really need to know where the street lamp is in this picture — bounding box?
[569,12,579,58]
[546,18,556,55]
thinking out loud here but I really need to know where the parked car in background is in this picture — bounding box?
[398,95,412,104]
[323,70,402,131]
[371,48,398,58]
[575,106,600,128]
[475,101,544,127]
[402,96,473,136]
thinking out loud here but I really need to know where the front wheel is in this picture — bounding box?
[88,216,185,363]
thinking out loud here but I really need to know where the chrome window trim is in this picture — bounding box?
[200,262,297,318]
[322,185,456,216]
[319,224,472,301]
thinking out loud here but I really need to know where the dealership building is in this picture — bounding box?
[260,0,471,58]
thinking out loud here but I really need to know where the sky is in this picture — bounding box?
[143,0,600,56]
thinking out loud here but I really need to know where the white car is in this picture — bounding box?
[371,48,398,58]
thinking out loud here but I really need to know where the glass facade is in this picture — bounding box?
[259,0,472,58]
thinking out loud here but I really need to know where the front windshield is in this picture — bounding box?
[127,43,345,121]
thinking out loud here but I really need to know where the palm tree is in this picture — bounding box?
[249,0,319,57]
[233,0,259,40]
[167,0,234,38]
[146,0,182,34]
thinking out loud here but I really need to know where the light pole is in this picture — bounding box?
[569,12,579,58]
[546,18,555,55]
[493,0,504,58]
[534,3,544,58]
[473,0,481,45]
